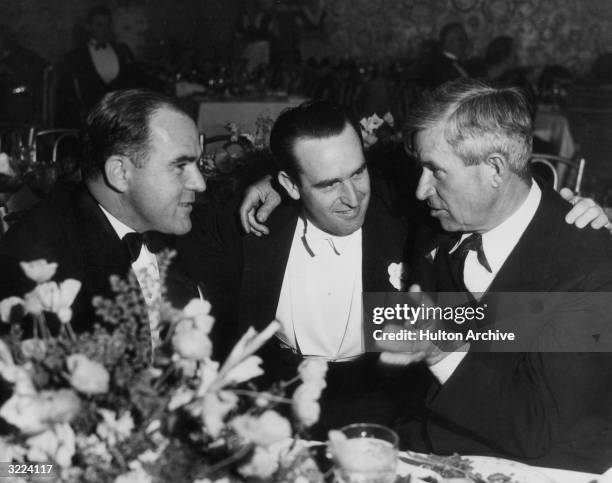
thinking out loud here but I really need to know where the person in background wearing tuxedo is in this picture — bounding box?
[0,88,205,337]
[178,101,408,436]
[382,78,612,473]
[58,5,149,126]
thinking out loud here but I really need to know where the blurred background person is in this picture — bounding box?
[57,5,151,126]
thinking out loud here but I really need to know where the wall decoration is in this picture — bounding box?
[452,0,479,13]
[324,0,612,74]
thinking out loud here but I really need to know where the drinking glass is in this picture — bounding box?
[330,423,399,483]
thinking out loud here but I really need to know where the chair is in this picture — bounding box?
[530,154,585,193]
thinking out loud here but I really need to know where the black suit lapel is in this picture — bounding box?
[239,202,299,332]
[487,184,561,293]
[72,187,132,297]
[362,197,408,292]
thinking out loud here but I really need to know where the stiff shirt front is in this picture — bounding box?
[275,217,363,361]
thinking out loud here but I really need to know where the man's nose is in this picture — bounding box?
[340,180,359,206]
[186,164,206,192]
[415,170,434,201]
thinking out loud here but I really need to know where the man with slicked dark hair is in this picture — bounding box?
[0,88,205,334]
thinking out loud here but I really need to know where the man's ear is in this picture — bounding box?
[485,153,508,188]
[103,155,130,192]
[278,171,300,200]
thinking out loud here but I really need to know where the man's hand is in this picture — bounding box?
[561,188,611,230]
[239,175,282,236]
[378,284,451,366]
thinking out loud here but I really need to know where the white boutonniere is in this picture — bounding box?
[387,262,407,291]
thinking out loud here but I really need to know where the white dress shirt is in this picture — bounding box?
[275,217,363,360]
[98,205,161,340]
[88,40,120,84]
[430,181,542,383]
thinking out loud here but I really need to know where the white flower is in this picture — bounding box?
[0,436,26,462]
[219,322,279,384]
[0,389,80,434]
[383,112,395,127]
[167,386,194,411]
[387,262,407,291]
[26,423,75,468]
[76,434,112,464]
[230,410,291,447]
[24,279,81,322]
[292,380,326,427]
[360,114,384,135]
[114,461,152,483]
[0,365,34,396]
[196,359,220,396]
[171,327,212,361]
[237,445,279,480]
[362,132,378,148]
[0,297,24,323]
[96,409,135,446]
[20,339,47,361]
[182,298,214,333]
[222,355,264,385]
[297,359,328,382]
[66,354,110,395]
[293,397,321,427]
[19,260,58,284]
[0,339,15,369]
[200,390,238,438]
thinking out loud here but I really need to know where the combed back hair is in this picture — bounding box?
[81,88,187,180]
[405,78,533,180]
[269,100,362,184]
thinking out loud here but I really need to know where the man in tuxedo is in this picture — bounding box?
[58,5,149,126]
[0,88,205,335]
[384,78,612,472]
[179,101,408,435]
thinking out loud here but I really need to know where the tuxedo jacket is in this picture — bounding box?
[399,182,612,473]
[58,42,144,125]
[178,195,410,434]
[0,184,199,334]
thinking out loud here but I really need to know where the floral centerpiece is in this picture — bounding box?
[200,115,274,180]
[0,253,328,482]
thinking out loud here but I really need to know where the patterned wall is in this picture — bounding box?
[5,0,612,74]
[325,0,612,74]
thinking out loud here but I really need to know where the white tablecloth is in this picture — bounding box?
[197,96,307,137]
[534,104,576,159]
[398,452,599,483]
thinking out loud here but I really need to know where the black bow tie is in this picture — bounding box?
[451,232,492,273]
[92,42,108,50]
[123,232,166,263]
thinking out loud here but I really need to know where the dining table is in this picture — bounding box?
[534,103,577,159]
[196,93,308,137]
[395,450,601,482]
[313,438,602,483]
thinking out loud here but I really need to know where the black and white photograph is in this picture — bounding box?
[0,1,612,482]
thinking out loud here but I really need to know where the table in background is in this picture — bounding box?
[534,104,576,159]
[196,95,307,136]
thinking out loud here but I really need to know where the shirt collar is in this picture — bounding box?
[98,204,136,239]
[88,39,110,50]
[298,216,361,256]
[450,180,541,273]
